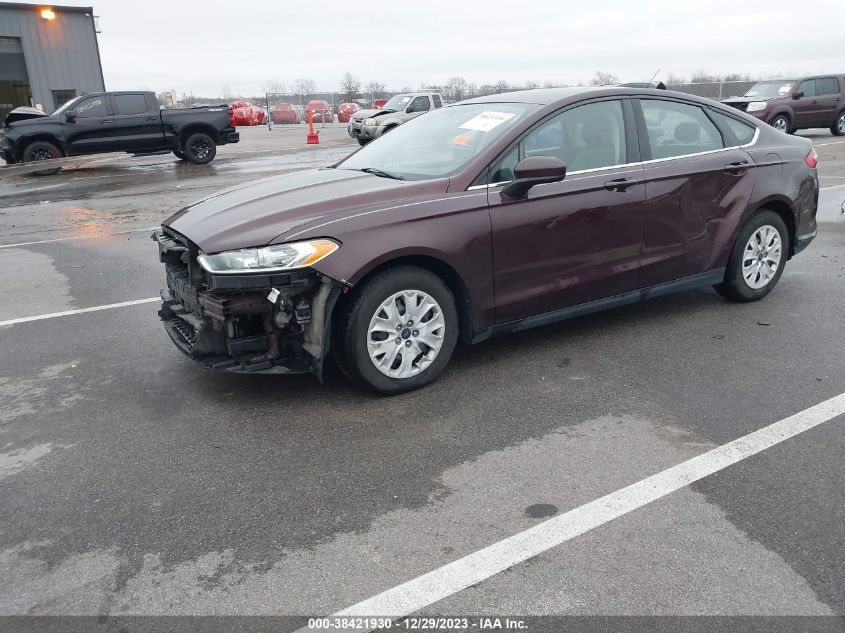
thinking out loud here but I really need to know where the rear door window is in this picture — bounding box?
[433,95,443,108]
[640,99,724,159]
[114,94,148,115]
[817,77,839,95]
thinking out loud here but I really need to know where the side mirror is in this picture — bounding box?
[793,91,804,99]
[502,156,567,198]
[65,111,77,122]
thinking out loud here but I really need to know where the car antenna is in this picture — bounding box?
[647,68,660,85]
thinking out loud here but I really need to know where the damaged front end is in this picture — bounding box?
[153,227,342,380]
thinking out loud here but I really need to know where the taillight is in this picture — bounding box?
[805,148,818,168]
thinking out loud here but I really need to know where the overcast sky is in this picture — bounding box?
[35,0,845,97]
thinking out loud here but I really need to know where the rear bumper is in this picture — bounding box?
[220,129,240,144]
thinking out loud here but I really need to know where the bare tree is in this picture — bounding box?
[664,72,687,85]
[340,72,361,102]
[590,71,618,86]
[689,69,717,83]
[525,79,540,90]
[294,77,317,95]
[220,83,232,99]
[446,76,468,102]
[543,81,558,89]
[401,85,413,93]
[494,80,510,93]
[261,80,286,95]
[364,81,386,100]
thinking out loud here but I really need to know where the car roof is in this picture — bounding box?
[460,86,711,106]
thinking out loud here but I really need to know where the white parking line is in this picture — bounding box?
[0,227,158,249]
[814,139,845,147]
[0,297,159,328]
[317,393,845,624]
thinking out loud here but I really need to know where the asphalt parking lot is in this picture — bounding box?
[1,124,844,630]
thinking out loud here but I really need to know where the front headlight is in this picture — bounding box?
[364,118,379,126]
[197,239,339,274]
[747,101,767,112]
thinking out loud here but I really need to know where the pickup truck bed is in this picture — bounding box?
[1,91,239,166]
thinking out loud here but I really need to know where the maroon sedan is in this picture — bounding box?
[155,87,819,393]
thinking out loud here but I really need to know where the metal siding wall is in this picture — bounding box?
[0,6,104,112]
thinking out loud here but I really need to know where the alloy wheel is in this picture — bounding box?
[367,289,446,379]
[838,114,845,135]
[191,139,211,160]
[773,117,788,133]
[741,225,783,290]
[32,147,56,161]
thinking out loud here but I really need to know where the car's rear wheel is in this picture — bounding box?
[831,111,845,137]
[182,133,216,164]
[771,114,792,134]
[714,210,788,302]
[336,266,458,394]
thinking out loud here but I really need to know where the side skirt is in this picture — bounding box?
[471,268,726,344]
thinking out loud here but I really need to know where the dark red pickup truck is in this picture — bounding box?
[1,91,239,166]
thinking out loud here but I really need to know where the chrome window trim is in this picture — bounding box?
[466,126,759,191]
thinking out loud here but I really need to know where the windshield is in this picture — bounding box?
[381,95,413,111]
[53,96,84,116]
[743,81,796,98]
[337,103,537,181]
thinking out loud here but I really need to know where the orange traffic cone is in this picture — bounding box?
[306,110,319,144]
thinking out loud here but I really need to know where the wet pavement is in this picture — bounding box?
[0,124,844,629]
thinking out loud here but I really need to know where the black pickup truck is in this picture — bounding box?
[1,91,239,166]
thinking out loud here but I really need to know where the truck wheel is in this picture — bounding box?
[23,141,61,163]
[336,266,458,394]
[831,111,845,137]
[714,210,788,302]
[182,133,216,164]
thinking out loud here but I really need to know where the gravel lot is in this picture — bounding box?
[1,123,844,631]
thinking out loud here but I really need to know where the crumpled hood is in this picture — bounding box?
[721,96,777,104]
[353,108,397,121]
[164,168,433,253]
[4,106,50,126]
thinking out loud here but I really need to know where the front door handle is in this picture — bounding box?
[101,120,113,125]
[145,116,158,121]
[725,161,751,174]
[603,177,636,192]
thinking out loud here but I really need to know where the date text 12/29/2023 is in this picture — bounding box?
[307,617,528,630]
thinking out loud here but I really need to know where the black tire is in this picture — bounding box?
[357,138,369,146]
[831,111,845,137]
[182,133,216,164]
[336,266,458,394]
[770,114,792,134]
[173,149,186,160]
[714,210,789,302]
[22,140,61,163]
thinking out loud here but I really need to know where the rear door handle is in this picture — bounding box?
[603,177,636,192]
[145,116,158,121]
[101,120,113,125]
[724,161,751,174]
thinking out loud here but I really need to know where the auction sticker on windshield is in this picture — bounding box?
[459,111,517,132]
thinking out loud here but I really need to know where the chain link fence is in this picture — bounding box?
[259,81,760,129]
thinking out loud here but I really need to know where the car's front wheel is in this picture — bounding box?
[771,114,792,134]
[336,266,458,394]
[357,138,369,146]
[831,111,845,137]
[714,210,788,302]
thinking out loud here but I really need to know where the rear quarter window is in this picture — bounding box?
[709,110,757,145]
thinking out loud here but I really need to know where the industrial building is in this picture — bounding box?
[0,2,104,121]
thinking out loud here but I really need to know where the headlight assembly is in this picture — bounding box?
[197,239,339,274]
[747,101,767,112]
[364,118,379,126]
